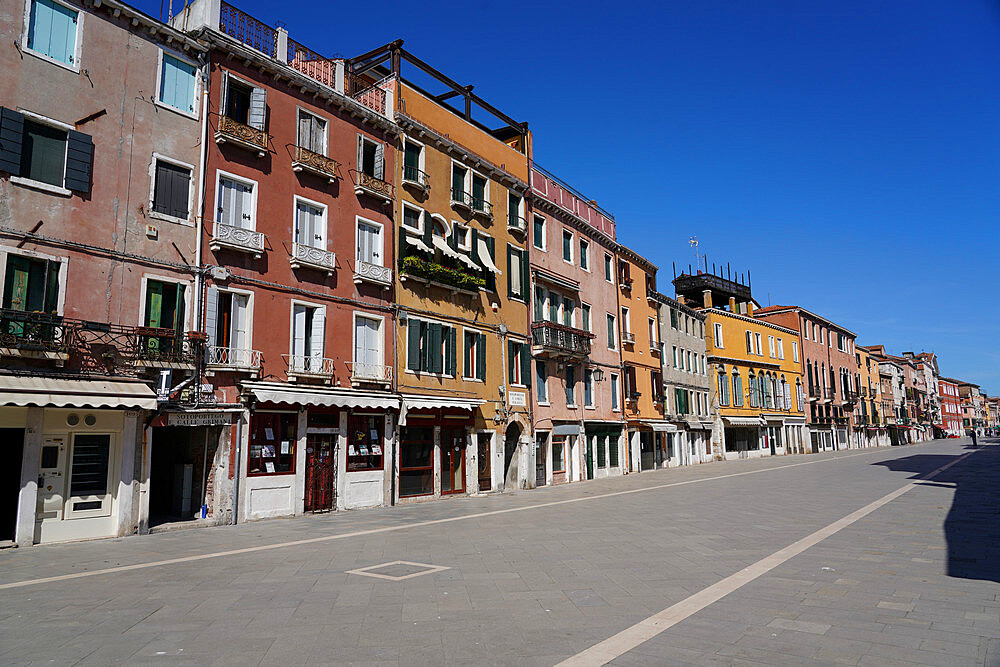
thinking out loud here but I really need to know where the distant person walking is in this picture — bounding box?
[971,430,978,447]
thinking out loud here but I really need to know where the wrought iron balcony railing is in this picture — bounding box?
[351,170,393,204]
[0,309,71,355]
[206,345,262,371]
[507,213,527,234]
[531,321,592,358]
[292,145,339,182]
[283,354,335,378]
[348,361,393,385]
[135,328,200,367]
[219,1,277,57]
[289,242,336,275]
[471,197,493,220]
[215,115,267,156]
[451,188,473,211]
[353,260,392,288]
[402,164,430,192]
[842,389,858,403]
[347,74,388,117]
[211,222,266,258]
[621,331,635,345]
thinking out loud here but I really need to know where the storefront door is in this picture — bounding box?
[477,432,491,492]
[304,434,335,512]
[535,433,547,487]
[585,436,594,480]
[639,431,655,471]
[441,428,466,495]
[1,429,24,541]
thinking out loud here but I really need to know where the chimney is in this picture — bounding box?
[728,296,737,311]
[747,302,755,317]
[702,289,712,309]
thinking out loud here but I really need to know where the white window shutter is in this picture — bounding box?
[357,135,363,171]
[249,87,267,130]
[366,319,380,366]
[205,286,219,348]
[292,305,306,357]
[353,317,365,367]
[374,143,384,180]
[232,293,249,351]
[220,71,229,117]
[310,308,325,358]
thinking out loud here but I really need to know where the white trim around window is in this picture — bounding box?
[355,215,385,266]
[532,214,546,251]
[288,298,326,359]
[352,310,385,371]
[400,200,425,234]
[295,106,329,155]
[461,324,484,382]
[0,243,68,315]
[453,221,471,251]
[21,0,84,73]
[148,152,196,226]
[292,194,328,247]
[215,169,258,230]
[138,273,193,330]
[155,47,202,120]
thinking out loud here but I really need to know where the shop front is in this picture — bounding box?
[639,421,675,470]
[722,417,764,460]
[0,376,157,546]
[584,422,624,479]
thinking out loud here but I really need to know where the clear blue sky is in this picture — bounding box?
[146,0,1000,391]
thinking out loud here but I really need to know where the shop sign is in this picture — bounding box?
[168,412,232,427]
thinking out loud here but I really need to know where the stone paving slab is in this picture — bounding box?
[1,438,998,665]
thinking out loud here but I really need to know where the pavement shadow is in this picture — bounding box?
[872,443,1000,583]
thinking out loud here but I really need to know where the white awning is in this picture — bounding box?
[723,416,764,427]
[247,383,399,411]
[402,395,484,412]
[403,232,432,254]
[642,421,677,433]
[0,376,157,410]
[429,213,451,236]
[478,238,501,274]
[432,235,465,262]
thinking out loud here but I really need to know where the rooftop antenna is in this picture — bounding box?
[689,236,702,273]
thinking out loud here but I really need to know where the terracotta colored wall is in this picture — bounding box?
[618,256,665,421]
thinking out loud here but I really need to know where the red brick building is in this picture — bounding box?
[938,377,962,436]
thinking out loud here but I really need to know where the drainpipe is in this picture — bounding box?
[193,59,210,336]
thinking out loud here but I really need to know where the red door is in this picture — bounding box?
[304,434,335,511]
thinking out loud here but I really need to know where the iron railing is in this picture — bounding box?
[207,345,262,370]
[0,309,71,353]
[471,196,493,219]
[219,1,276,57]
[287,39,336,87]
[507,213,527,233]
[283,354,335,376]
[347,73,388,115]
[292,145,339,181]
[402,164,430,191]
[348,361,393,384]
[531,321,592,357]
[451,188,473,210]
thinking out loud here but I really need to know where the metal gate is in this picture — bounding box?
[304,434,335,512]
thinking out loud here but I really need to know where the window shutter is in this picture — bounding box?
[374,142,384,180]
[146,281,164,328]
[485,236,496,292]
[407,319,421,371]
[64,130,93,193]
[292,305,307,357]
[469,228,482,270]
[297,112,310,148]
[311,308,325,357]
[520,341,530,386]
[357,135,363,171]
[422,212,433,247]
[507,340,515,383]
[506,246,513,298]
[248,87,267,131]
[476,333,486,381]
[446,327,456,376]
[205,286,219,348]
[170,165,191,219]
[174,284,186,334]
[0,107,24,175]
[427,322,443,374]
[520,250,529,300]
[152,161,171,215]
[219,71,229,117]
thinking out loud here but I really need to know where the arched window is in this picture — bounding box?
[733,371,744,407]
[748,371,757,408]
[806,361,814,394]
[718,369,730,407]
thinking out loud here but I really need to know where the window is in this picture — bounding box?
[796,380,804,410]
[562,230,573,263]
[585,369,594,408]
[143,280,186,357]
[611,373,620,411]
[401,202,423,233]
[402,138,424,184]
[451,163,468,201]
[755,333,763,356]
[291,303,325,371]
[604,253,613,282]
[675,388,688,415]
[357,135,385,180]
[533,215,546,250]
[748,372,758,407]
[552,436,566,474]
[746,330,753,354]
[508,192,523,228]
[562,297,575,328]
[463,329,487,381]
[221,73,265,130]
[701,354,707,375]
[579,239,589,270]
[249,412,295,475]
[206,287,250,354]
[2,253,61,314]
[581,303,591,332]
[536,360,548,403]
[565,365,577,406]
[406,318,456,375]
[768,335,776,358]
[651,370,663,402]
[648,318,657,346]
[596,435,607,468]
[294,198,325,249]
[353,314,383,380]
[471,172,488,212]
[714,322,724,348]
[453,222,471,251]
[508,340,529,386]
[777,338,785,360]
[217,173,256,230]
[25,0,80,67]
[718,371,730,406]
[347,414,383,471]
[672,346,678,369]
[297,109,326,154]
[733,372,744,407]
[356,218,383,267]
[507,245,528,300]
[151,157,192,221]
[621,306,630,335]
[157,53,197,116]
[686,350,692,372]
[607,313,617,350]
[0,110,93,193]
[670,308,678,329]
[609,434,619,468]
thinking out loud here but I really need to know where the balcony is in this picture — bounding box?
[402,164,430,193]
[206,345,262,374]
[291,146,340,182]
[219,1,277,57]
[451,188,473,213]
[135,328,200,369]
[399,256,484,295]
[347,73,389,118]
[808,386,821,401]
[507,212,527,235]
[289,242,336,275]
[283,354,335,382]
[650,342,663,356]
[471,197,493,221]
[842,389,858,404]
[211,222,266,258]
[353,260,392,288]
[215,115,267,157]
[348,361,393,387]
[351,170,393,205]
[0,309,72,360]
[531,321,592,359]
[621,331,635,346]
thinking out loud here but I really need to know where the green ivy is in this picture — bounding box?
[400,256,485,291]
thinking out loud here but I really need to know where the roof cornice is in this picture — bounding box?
[756,305,857,338]
[528,191,617,248]
[94,0,207,54]
[699,308,798,335]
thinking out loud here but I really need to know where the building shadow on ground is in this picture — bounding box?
[872,442,1000,584]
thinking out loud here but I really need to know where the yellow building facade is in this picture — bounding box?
[854,346,888,447]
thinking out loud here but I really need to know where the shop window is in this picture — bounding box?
[69,434,110,514]
[552,436,566,474]
[249,412,296,475]
[609,434,620,467]
[347,415,383,471]
[400,426,434,497]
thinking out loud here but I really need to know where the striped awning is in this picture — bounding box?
[0,376,157,410]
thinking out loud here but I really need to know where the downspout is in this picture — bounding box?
[193,58,210,336]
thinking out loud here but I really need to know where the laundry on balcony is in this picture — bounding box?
[477,238,502,274]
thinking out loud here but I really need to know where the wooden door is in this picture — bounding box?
[477,432,491,492]
[441,428,466,495]
[304,434,335,512]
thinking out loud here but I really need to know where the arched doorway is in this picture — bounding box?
[503,422,521,491]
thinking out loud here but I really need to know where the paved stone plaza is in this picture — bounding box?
[1,437,998,666]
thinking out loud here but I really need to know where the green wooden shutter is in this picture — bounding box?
[507,340,515,384]
[476,333,487,381]
[520,249,529,300]
[146,281,164,327]
[0,107,25,175]
[3,256,30,311]
[506,246,513,298]
[407,319,421,371]
[428,322,443,373]
[520,342,529,386]
[445,327,456,376]
[64,129,93,193]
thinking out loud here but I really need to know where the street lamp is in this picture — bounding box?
[592,368,605,382]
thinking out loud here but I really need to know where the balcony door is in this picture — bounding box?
[294,200,324,249]
[356,220,382,266]
[217,176,254,230]
[292,304,324,370]
[353,315,381,379]
[210,289,249,353]
[3,255,59,313]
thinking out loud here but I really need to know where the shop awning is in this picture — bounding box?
[642,421,677,433]
[402,395,484,412]
[404,232,432,254]
[247,383,399,411]
[533,267,578,292]
[723,416,764,427]
[478,238,501,275]
[0,376,157,410]
[552,424,580,436]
